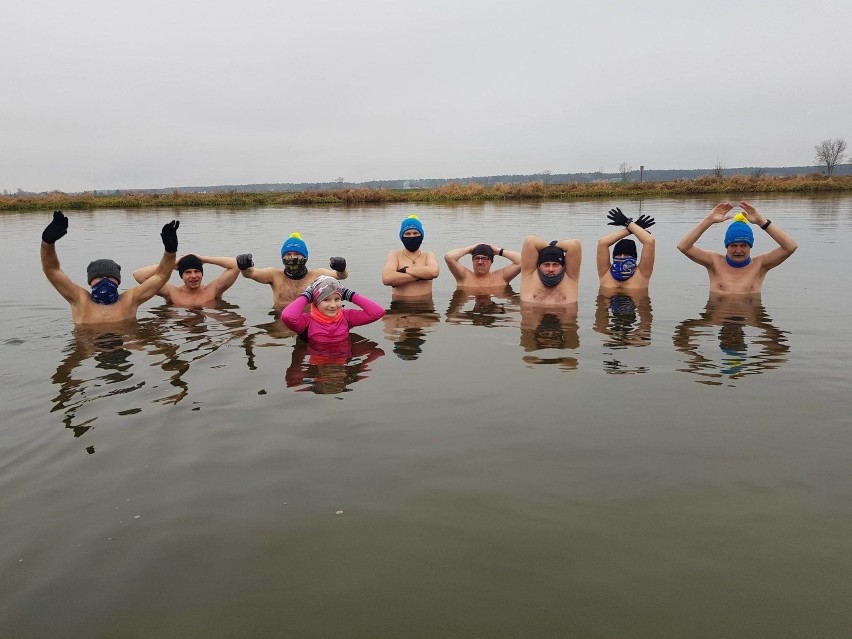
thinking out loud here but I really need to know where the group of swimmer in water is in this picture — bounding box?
[40,200,797,347]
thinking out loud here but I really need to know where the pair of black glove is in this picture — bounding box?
[606,207,655,230]
[235,254,347,272]
[42,211,180,252]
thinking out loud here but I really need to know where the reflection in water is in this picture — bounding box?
[240,310,297,371]
[519,303,579,370]
[149,304,249,404]
[444,288,520,328]
[382,298,441,361]
[51,321,169,444]
[51,305,249,450]
[673,294,790,386]
[594,292,654,374]
[284,334,385,395]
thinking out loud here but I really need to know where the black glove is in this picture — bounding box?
[329,256,347,272]
[635,214,655,230]
[161,220,180,253]
[42,210,68,244]
[236,253,254,270]
[341,287,355,302]
[606,207,631,227]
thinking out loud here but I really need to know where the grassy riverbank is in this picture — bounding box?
[4,174,852,211]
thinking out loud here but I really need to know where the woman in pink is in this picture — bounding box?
[280,275,385,345]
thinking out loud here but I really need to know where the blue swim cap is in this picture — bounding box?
[724,221,754,247]
[281,232,309,258]
[399,215,424,240]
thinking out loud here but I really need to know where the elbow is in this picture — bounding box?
[788,241,798,255]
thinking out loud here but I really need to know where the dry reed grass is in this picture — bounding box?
[4,174,852,211]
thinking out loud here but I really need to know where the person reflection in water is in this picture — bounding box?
[51,321,184,448]
[673,293,790,384]
[518,304,579,370]
[593,293,654,374]
[444,289,518,328]
[382,299,441,360]
[41,211,179,325]
[285,335,385,395]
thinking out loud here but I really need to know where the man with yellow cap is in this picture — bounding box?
[677,200,797,294]
[235,232,348,309]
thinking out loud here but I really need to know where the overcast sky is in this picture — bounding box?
[3,0,851,193]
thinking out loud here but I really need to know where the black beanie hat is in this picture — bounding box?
[613,239,638,259]
[537,245,565,266]
[177,254,204,276]
[86,259,121,285]
[471,244,495,261]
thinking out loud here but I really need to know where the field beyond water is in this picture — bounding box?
[4,174,852,210]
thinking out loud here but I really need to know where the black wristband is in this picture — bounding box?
[499,248,504,257]
[761,219,772,230]
[623,218,634,228]
[549,240,557,247]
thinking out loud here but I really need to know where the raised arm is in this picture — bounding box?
[739,201,798,271]
[495,245,522,282]
[556,239,582,281]
[198,255,240,295]
[631,223,656,278]
[521,235,548,275]
[125,221,179,306]
[236,254,278,284]
[444,245,476,282]
[677,202,733,266]
[40,211,88,305]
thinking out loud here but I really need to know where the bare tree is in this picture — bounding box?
[334,177,345,186]
[751,167,765,178]
[712,159,725,178]
[814,138,847,175]
[618,162,632,182]
[540,169,552,184]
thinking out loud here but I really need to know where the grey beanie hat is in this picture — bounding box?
[87,259,122,285]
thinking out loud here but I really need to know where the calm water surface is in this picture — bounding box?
[2,196,851,637]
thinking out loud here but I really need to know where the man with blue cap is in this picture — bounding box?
[235,232,348,309]
[382,215,440,298]
[677,200,797,294]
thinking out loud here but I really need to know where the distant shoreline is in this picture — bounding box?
[4,174,852,211]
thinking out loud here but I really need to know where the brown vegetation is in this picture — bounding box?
[3,174,852,211]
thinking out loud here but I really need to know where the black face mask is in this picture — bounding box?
[537,268,565,288]
[282,255,308,280]
[401,236,423,252]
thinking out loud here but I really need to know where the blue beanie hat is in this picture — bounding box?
[724,221,754,247]
[399,215,424,240]
[281,232,309,258]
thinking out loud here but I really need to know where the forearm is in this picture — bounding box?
[407,264,438,280]
[346,293,386,325]
[201,256,238,270]
[280,296,310,331]
[677,219,713,252]
[132,263,160,283]
[764,223,798,253]
[444,246,475,262]
[499,249,521,264]
[40,242,60,273]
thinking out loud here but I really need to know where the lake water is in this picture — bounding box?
[2,195,851,638]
